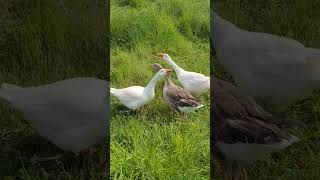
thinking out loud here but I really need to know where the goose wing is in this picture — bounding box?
[165,84,201,107]
[212,77,291,144]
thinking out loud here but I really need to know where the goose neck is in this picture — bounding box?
[165,76,174,86]
[144,73,162,94]
[165,58,184,75]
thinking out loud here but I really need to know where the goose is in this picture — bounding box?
[158,53,210,97]
[150,63,203,117]
[211,77,299,179]
[211,10,320,107]
[110,68,172,110]
[0,77,109,157]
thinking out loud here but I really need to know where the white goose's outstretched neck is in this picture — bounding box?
[144,72,162,95]
[165,57,184,75]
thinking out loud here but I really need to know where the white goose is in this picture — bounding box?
[150,63,204,117]
[211,10,320,107]
[159,53,210,97]
[0,77,109,154]
[110,68,172,110]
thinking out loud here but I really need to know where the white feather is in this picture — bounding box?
[161,54,210,97]
[211,10,320,106]
[110,86,147,110]
[217,135,299,164]
[177,104,204,113]
[110,69,167,110]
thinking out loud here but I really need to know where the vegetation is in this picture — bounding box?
[110,0,210,179]
[213,0,320,179]
[0,0,108,179]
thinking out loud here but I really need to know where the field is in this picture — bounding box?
[212,0,320,179]
[110,0,210,179]
[0,0,108,179]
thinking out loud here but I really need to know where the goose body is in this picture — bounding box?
[151,63,203,115]
[110,69,171,110]
[159,53,210,97]
[163,76,203,114]
[211,10,320,106]
[212,77,299,164]
[0,77,109,153]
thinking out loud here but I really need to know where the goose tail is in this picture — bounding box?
[287,135,300,145]
[0,83,21,102]
[197,104,204,109]
[110,88,117,95]
[270,135,300,150]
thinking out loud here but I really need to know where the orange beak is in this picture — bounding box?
[164,69,172,74]
[158,53,165,59]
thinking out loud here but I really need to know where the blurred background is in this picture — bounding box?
[212,0,320,179]
[0,0,108,178]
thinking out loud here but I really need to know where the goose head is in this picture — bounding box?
[156,68,172,77]
[158,53,171,62]
[150,63,163,72]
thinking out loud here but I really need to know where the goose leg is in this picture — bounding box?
[172,110,176,117]
[134,107,142,114]
[76,147,98,156]
[179,112,187,118]
[223,161,242,180]
[232,163,243,180]
[88,147,97,156]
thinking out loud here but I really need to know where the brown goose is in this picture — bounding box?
[211,77,299,179]
[150,63,203,117]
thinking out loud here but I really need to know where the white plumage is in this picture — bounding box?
[0,77,108,153]
[110,86,145,110]
[110,68,171,110]
[217,135,299,164]
[211,10,320,106]
[177,104,204,113]
[159,53,210,97]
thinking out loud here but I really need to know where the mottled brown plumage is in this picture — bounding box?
[212,77,291,145]
[163,76,201,111]
[150,63,203,115]
[211,77,299,179]
[210,77,298,180]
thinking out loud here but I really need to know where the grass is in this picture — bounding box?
[0,0,108,179]
[212,0,320,179]
[110,0,210,179]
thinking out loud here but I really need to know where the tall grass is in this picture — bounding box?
[110,0,210,179]
[0,0,108,178]
[213,0,320,179]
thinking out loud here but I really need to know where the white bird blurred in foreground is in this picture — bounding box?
[211,10,320,107]
[0,77,108,154]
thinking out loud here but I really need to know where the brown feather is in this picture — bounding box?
[163,76,201,112]
[211,77,293,145]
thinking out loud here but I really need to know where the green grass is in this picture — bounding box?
[0,0,108,179]
[213,1,320,179]
[110,0,210,179]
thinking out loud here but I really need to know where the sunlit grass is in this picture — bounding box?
[213,0,320,179]
[110,0,210,178]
